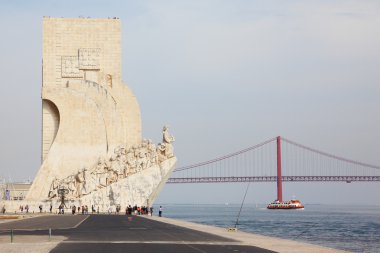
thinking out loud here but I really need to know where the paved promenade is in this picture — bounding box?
[0,214,274,253]
[0,215,87,230]
[0,214,349,253]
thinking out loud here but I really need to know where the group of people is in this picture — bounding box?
[62,204,164,217]
[70,205,94,215]
[125,205,163,217]
[125,205,153,215]
[19,205,30,213]
[3,203,164,216]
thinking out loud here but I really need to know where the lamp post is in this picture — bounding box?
[57,187,69,211]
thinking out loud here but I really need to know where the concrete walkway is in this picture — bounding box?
[143,215,349,253]
[0,215,89,230]
[0,214,350,253]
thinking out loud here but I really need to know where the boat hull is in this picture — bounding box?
[267,199,304,210]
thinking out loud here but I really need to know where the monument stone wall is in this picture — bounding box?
[0,17,177,212]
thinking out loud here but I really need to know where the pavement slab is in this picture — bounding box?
[0,215,89,230]
[51,242,275,253]
[0,214,350,253]
[144,215,349,253]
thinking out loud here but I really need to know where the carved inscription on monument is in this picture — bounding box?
[79,48,101,70]
[61,56,82,78]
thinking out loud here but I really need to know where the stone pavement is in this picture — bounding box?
[0,214,349,253]
[0,215,88,230]
[144,215,349,253]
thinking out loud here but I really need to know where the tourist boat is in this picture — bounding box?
[267,199,304,210]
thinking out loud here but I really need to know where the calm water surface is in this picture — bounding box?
[155,204,380,253]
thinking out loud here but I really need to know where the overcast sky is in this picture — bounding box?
[0,0,379,205]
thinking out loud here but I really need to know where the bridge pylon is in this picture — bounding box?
[277,136,283,202]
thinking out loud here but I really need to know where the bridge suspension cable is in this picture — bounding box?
[281,137,380,170]
[169,136,380,183]
[174,137,277,172]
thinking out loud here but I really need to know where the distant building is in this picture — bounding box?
[1,182,32,201]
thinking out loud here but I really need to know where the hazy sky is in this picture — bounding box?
[0,0,379,205]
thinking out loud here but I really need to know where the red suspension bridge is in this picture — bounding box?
[168,136,380,202]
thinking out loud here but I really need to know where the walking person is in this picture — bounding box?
[150,206,153,216]
[159,206,163,217]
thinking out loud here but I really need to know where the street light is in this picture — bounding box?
[57,187,69,208]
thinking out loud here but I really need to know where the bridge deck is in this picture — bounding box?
[168,176,380,183]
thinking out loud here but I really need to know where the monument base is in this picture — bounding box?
[0,157,176,214]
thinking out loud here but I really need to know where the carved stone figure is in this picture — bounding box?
[64,175,77,198]
[46,128,175,201]
[106,166,118,185]
[114,159,125,179]
[94,158,108,188]
[157,143,167,163]
[75,168,87,197]
[110,148,125,180]
[137,141,148,171]
[162,126,175,158]
[86,171,98,193]
[127,147,138,174]
[163,126,175,143]
[48,177,60,198]
[147,140,158,167]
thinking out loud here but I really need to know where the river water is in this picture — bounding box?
[154,203,380,253]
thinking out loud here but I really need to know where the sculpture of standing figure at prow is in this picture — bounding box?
[162,126,175,159]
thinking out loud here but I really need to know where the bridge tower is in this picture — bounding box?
[276,136,283,202]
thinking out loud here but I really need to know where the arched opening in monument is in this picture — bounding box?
[42,99,60,162]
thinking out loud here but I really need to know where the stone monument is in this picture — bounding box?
[1,17,176,212]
